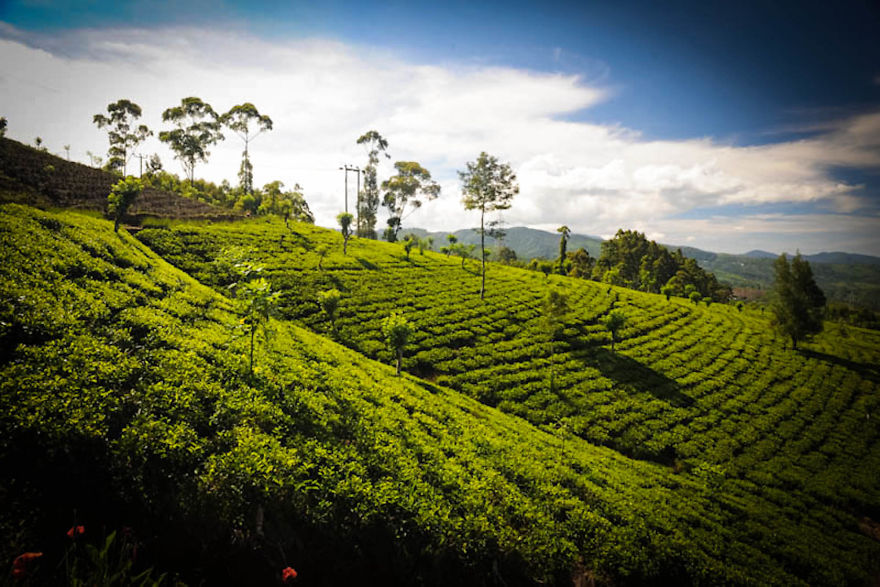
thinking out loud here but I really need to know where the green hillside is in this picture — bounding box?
[3,202,880,584]
[693,251,880,310]
[404,226,604,260]
[132,216,880,583]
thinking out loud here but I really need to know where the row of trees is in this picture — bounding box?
[93,98,272,191]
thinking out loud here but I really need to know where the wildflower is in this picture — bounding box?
[66,525,85,539]
[11,552,42,578]
[281,566,297,583]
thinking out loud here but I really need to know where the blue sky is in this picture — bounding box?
[1,0,879,254]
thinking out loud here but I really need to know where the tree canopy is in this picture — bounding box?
[107,176,143,232]
[770,253,826,349]
[222,103,273,194]
[381,161,440,242]
[159,97,224,186]
[93,99,152,176]
[593,229,730,302]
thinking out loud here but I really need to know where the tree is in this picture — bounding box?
[318,289,341,332]
[0,116,6,138]
[93,99,152,175]
[223,103,273,194]
[770,253,826,349]
[441,234,458,256]
[337,212,354,255]
[159,97,224,186]
[557,226,571,275]
[63,145,70,161]
[452,243,476,268]
[315,245,329,271]
[107,176,143,232]
[567,247,594,278]
[257,181,313,224]
[381,161,440,242]
[603,310,627,351]
[381,312,412,376]
[238,278,280,375]
[459,152,518,299]
[402,234,416,260]
[418,236,433,255]
[356,130,389,238]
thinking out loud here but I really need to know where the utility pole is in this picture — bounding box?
[338,164,360,214]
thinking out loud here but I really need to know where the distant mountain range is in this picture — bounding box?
[403,226,880,309]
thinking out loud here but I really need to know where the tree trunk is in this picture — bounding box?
[480,206,486,299]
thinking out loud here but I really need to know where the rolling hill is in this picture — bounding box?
[404,224,880,310]
[2,141,880,584]
[5,203,861,585]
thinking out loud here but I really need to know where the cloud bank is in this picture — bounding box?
[1,24,878,254]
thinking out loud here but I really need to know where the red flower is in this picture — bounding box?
[66,525,85,539]
[11,552,42,578]
[281,566,298,583]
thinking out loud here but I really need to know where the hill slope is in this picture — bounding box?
[135,216,880,584]
[0,137,241,221]
[2,203,835,585]
[404,226,604,259]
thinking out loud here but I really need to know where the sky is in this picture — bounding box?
[1,0,879,255]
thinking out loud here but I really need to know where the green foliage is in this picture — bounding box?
[567,247,594,278]
[337,212,354,255]
[107,176,143,232]
[381,312,412,375]
[542,289,569,342]
[602,309,627,350]
[770,253,826,349]
[237,277,279,374]
[594,229,730,301]
[318,288,341,330]
[402,233,416,259]
[93,99,152,176]
[557,225,570,274]
[159,97,224,185]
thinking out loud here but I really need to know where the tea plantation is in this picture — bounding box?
[136,215,880,583]
[2,205,880,584]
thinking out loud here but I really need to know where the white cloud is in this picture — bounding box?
[1,24,879,254]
